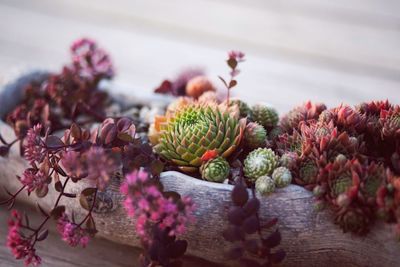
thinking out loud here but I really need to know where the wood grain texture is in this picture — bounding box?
[0,0,399,114]
[0,203,219,267]
[0,76,400,267]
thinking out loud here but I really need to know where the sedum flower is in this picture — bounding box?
[71,38,114,81]
[57,214,90,247]
[24,124,45,163]
[19,169,48,194]
[7,210,41,266]
[120,170,195,244]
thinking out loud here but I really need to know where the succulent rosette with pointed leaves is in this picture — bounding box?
[152,102,246,172]
[280,101,326,133]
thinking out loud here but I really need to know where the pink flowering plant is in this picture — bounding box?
[121,170,195,266]
[0,38,199,266]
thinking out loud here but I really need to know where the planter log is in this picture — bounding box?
[0,72,399,267]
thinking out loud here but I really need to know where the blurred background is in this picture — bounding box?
[0,0,399,113]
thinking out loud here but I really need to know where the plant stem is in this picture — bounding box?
[29,177,70,243]
[0,185,26,205]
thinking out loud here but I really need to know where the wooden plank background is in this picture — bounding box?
[0,0,399,266]
[0,0,399,113]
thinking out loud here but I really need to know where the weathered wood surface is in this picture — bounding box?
[0,76,400,267]
[0,0,399,113]
[0,203,219,267]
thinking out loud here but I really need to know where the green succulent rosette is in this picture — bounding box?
[255,175,275,196]
[244,122,267,149]
[200,156,230,183]
[154,103,246,172]
[244,148,278,181]
[251,104,279,129]
[272,166,292,188]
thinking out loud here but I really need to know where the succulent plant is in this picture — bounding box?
[251,104,279,129]
[272,167,292,188]
[298,160,319,186]
[255,176,275,195]
[200,156,230,183]
[198,91,219,103]
[380,106,400,139]
[229,99,251,118]
[334,204,373,234]
[279,152,298,170]
[318,109,335,123]
[244,148,278,181]
[268,126,283,141]
[244,122,267,149]
[152,103,246,172]
[185,76,215,98]
[280,101,326,133]
[331,172,353,197]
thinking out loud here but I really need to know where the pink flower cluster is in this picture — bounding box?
[7,210,41,266]
[228,50,245,62]
[120,170,195,243]
[19,169,48,193]
[61,146,118,190]
[56,214,90,247]
[71,38,114,81]
[24,124,44,163]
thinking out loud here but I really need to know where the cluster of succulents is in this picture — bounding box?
[271,100,400,236]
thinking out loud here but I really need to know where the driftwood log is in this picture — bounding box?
[0,72,399,267]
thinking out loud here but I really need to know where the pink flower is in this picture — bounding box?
[228,50,245,62]
[120,170,195,244]
[24,124,44,163]
[71,38,114,80]
[19,169,48,193]
[61,151,87,179]
[56,214,90,248]
[7,210,41,266]
[85,147,119,190]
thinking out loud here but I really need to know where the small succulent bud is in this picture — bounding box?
[200,156,230,183]
[255,176,275,196]
[244,122,267,149]
[335,154,347,164]
[251,104,279,129]
[244,148,278,182]
[268,126,283,141]
[336,193,351,207]
[349,137,358,147]
[198,91,218,103]
[229,98,251,118]
[185,76,215,98]
[272,167,292,188]
[279,152,298,170]
[313,185,325,197]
